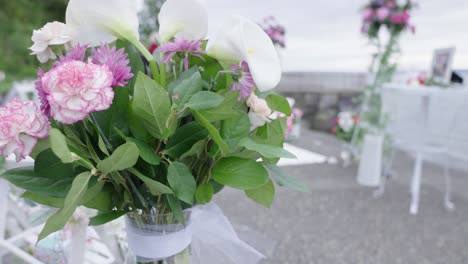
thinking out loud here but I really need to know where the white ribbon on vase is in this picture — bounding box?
[125,202,266,263]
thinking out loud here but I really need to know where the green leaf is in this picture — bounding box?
[21,192,64,208]
[179,139,207,160]
[253,117,287,147]
[93,88,130,146]
[166,194,184,224]
[187,91,224,110]
[38,171,92,241]
[192,110,230,154]
[197,90,239,122]
[266,94,292,116]
[97,142,139,174]
[212,157,269,190]
[34,149,74,180]
[245,179,275,208]
[165,122,208,158]
[126,137,160,165]
[98,135,110,156]
[49,128,73,163]
[1,167,73,198]
[263,163,308,192]
[221,112,251,148]
[238,138,296,159]
[167,162,196,205]
[195,183,213,205]
[83,188,114,212]
[89,211,127,226]
[168,67,203,111]
[30,138,50,159]
[132,73,172,139]
[128,168,173,195]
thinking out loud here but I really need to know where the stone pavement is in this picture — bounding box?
[214,128,468,264]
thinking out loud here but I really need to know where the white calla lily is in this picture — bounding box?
[65,0,139,47]
[208,16,281,92]
[158,0,208,42]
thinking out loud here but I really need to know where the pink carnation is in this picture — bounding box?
[0,99,50,161]
[41,60,114,124]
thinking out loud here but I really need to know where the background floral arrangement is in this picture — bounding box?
[259,16,286,48]
[332,112,360,143]
[361,0,415,38]
[350,0,416,153]
[0,0,303,243]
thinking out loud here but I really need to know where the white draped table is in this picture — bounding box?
[382,83,468,214]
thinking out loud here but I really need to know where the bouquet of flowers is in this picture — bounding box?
[0,0,300,260]
[361,0,415,38]
[332,112,360,143]
[259,16,286,48]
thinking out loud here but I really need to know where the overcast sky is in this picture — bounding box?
[206,0,468,72]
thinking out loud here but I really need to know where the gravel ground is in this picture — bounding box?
[215,128,468,264]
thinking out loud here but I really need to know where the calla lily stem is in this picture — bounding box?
[129,38,161,85]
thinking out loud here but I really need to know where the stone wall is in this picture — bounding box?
[277,72,367,131]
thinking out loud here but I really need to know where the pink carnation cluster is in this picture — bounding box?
[259,16,286,48]
[35,44,133,123]
[0,99,50,161]
[361,0,415,36]
[41,60,114,124]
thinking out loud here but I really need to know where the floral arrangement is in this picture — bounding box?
[332,112,360,143]
[350,0,416,153]
[278,98,302,142]
[0,0,299,244]
[361,0,415,38]
[259,16,286,48]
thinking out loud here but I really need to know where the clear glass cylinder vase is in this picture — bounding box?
[124,210,192,264]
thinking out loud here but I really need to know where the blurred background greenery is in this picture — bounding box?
[0,0,68,94]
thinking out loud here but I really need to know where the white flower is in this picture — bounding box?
[29,22,75,63]
[158,0,208,42]
[65,0,140,47]
[207,16,281,92]
[247,94,273,129]
[338,112,355,133]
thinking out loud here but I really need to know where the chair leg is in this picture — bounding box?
[410,153,423,215]
[443,164,455,211]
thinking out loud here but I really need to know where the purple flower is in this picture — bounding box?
[158,38,206,70]
[229,61,256,99]
[53,44,88,68]
[376,7,390,21]
[34,68,51,118]
[90,44,134,87]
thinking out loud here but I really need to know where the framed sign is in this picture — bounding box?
[430,47,456,85]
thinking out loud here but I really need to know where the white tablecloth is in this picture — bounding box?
[382,83,468,170]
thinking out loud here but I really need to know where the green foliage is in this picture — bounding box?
[167,162,196,205]
[195,183,213,204]
[0,0,68,93]
[97,143,139,174]
[212,157,269,190]
[245,179,275,208]
[132,73,173,139]
[266,94,291,116]
[38,171,93,241]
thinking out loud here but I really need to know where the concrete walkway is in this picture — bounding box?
[215,128,468,264]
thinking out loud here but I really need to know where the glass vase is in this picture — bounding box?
[124,210,193,264]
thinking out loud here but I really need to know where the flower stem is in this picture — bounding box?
[129,38,161,84]
[160,57,167,88]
